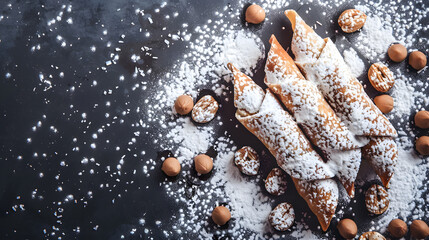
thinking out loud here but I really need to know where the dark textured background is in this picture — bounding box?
[0,0,428,239]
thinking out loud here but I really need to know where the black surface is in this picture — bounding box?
[0,0,428,239]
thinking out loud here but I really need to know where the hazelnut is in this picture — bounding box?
[161,157,181,177]
[337,218,358,239]
[194,154,213,174]
[374,95,394,114]
[211,206,231,225]
[174,95,193,115]
[245,4,265,24]
[416,136,429,156]
[388,44,407,62]
[409,51,427,71]
[410,220,429,239]
[415,110,429,129]
[388,219,408,238]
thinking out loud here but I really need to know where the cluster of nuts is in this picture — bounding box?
[338,9,427,116]
[167,5,428,234]
[337,9,396,114]
[174,94,219,123]
[388,44,427,71]
[415,110,429,156]
[387,218,429,239]
[161,154,214,177]
[338,218,429,239]
[370,44,427,114]
[171,4,265,227]
[162,154,225,226]
[233,146,293,231]
[367,62,395,114]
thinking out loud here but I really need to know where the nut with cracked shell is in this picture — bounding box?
[338,9,367,33]
[192,95,219,123]
[365,184,389,215]
[234,146,260,176]
[368,63,395,92]
[359,231,386,240]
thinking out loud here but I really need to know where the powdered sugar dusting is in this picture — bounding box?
[214,31,265,77]
[166,118,214,161]
[3,0,429,239]
[343,47,365,78]
[354,10,396,61]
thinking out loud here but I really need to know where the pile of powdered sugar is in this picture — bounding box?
[166,118,215,163]
[140,0,429,239]
[354,11,396,61]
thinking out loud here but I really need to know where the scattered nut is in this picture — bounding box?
[268,202,295,231]
[410,220,429,239]
[365,184,389,215]
[359,231,386,240]
[337,218,358,239]
[338,9,367,33]
[416,136,429,155]
[415,110,429,129]
[374,95,394,114]
[409,51,427,71]
[245,4,265,24]
[161,157,181,177]
[368,63,395,92]
[211,206,231,226]
[388,44,407,62]
[388,219,408,238]
[174,95,194,115]
[234,146,260,175]
[265,168,287,196]
[192,95,219,123]
[194,154,213,174]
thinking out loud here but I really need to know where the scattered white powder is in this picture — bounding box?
[390,70,428,118]
[343,48,365,77]
[166,118,214,162]
[210,145,273,235]
[137,1,429,239]
[213,31,265,77]
[150,30,264,116]
[290,221,325,239]
[354,13,396,61]
[373,147,429,232]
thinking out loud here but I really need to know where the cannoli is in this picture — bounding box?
[229,63,338,231]
[285,10,396,138]
[285,10,398,187]
[362,137,398,187]
[293,178,338,231]
[264,34,366,197]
